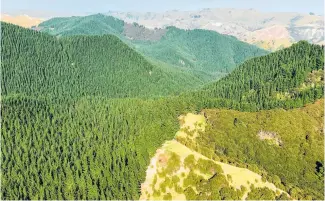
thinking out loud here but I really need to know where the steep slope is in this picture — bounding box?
[2,94,323,200]
[108,8,324,51]
[189,41,324,111]
[38,14,268,81]
[1,22,202,99]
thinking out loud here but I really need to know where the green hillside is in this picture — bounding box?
[38,14,268,80]
[190,41,324,111]
[1,95,188,200]
[132,27,267,78]
[1,22,203,99]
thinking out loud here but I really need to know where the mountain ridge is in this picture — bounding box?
[107,8,324,51]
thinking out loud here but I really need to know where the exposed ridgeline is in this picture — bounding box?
[38,14,268,80]
[189,41,324,111]
[1,22,203,99]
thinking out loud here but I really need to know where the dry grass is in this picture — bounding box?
[140,139,285,200]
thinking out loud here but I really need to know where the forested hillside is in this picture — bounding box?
[177,100,324,199]
[190,41,324,111]
[1,95,199,199]
[1,22,203,99]
[38,14,268,81]
[132,26,267,77]
[1,21,324,200]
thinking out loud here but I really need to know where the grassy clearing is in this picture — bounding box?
[140,140,285,200]
[176,113,206,139]
[194,99,324,199]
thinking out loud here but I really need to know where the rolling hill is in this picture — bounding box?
[131,26,267,77]
[38,14,268,81]
[1,22,204,99]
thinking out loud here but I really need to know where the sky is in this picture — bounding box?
[1,0,324,17]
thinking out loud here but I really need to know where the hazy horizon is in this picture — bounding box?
[1,0,324,18]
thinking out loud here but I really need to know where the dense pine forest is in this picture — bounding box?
[2,95,196,199]
[1,22,204,99]
[1,21,324,200]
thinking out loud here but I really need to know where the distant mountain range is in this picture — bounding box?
[107,8,324,51]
